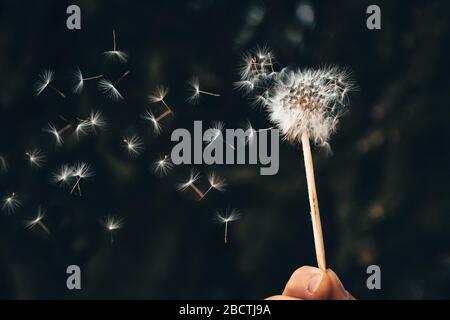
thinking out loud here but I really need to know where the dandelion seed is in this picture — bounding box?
[122,135,144,158]
[70,162,95,196]
[201,172,226,198]
[152,155,174,177]
[73,67,103,93]
[87,110,107,132]
[244,121,274,144]
[0,155,8,174]
[176,169,205,200]
[25,149,46,168]
[52,164,74,187]
[187,76,221,104]
[216,209,241,244]
[25,206,50,235]
[141,109,163,135]
[103,30,128,63]
[75,120,91,138]
[44,122,73,146]
[35,69,66,98]
[98,78,123,100]
[148,85,169,103]
[101,215,123,244]
[2,192,20,214]
[204,121,235,150]
[114,70,130,86]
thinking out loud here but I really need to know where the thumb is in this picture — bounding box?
[282,266,355,300]
[282,266,333,300]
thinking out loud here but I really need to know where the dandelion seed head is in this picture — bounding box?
[267,67,352,146]
[35,69,53,96]
[152,155,174,177]
[177,170,201,191]
[216,209,241,224]
[148,86,168,103]
[208,172,226,192]
[26,149,46,168]
[98,79,123,100]
[2,192,20,214]
[123,135,144,157]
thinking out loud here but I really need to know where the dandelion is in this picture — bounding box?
[187,76,221,104]
[25,149,46,168]
[87,110,107,132]
[73,67,103,93]
[103,30,128,63]
[236,47,354,271]
[216,209,241,244]
[2,192,21,214]
[75,120,91,138]
[147,86,174,133]
[35,69,66,98]
[70,162,95,196]
[25,207,50,235]
[152,154,174,177]
[52,164,74,187]
[101,215,123,244]
[122,135,144,158]
[204,121,235,150]
[177,169,204,200]
[0,155,8,174]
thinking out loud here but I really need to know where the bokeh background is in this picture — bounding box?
[0,0,449,299]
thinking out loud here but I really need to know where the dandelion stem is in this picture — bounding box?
[224,221,228,244]
[156,109,172,122]
[83,74,104,81]
[49,84,66,98]
[38,221,50,235]
[114,70,130,86]
[189,184,205,199]
[198,90,221,97]
[161,99,173,114]
[58,123,73,135]
[301,132,326,271]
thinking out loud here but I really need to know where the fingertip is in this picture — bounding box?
[326,268,355,300]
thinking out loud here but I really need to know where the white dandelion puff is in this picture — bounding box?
[25,206,50,234]
[35,69,66,98]
[87,110,107,132]
[25,149,46,168]
[73,67,103,94]
[70,162,95,196]
[148,85,169,103]
[152,155,174,177]
[75,121,91,138]
[2,192,21,214]
[122,135,145,158]
[216,208,241,244]
[187,76,221,104]
[101,215,123,244]
[44,122,73,146]
[103,30,128,63]
[98,78,123,100]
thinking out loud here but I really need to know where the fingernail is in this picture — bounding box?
[307,273,323,293]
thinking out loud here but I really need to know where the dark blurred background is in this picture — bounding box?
[0,0,449,299]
